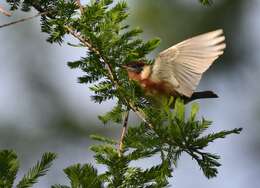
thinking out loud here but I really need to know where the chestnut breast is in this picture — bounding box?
[140,79,177,96]
[127,68,178,97]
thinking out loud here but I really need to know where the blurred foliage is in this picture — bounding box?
[199,0,213,5]
[131,0,247,70]
[0,0,242,187]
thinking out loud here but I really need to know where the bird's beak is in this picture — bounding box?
[121,64,143,73]
[121,65,128,69]
[121,64,133,71]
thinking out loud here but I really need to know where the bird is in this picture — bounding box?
[122,29,226,104]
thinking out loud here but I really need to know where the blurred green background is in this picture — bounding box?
[0,0,259,187]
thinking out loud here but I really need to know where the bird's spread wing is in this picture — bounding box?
[151,29,226,97]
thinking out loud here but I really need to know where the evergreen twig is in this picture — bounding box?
[0,11,48,29]
[65,25,154,129]
[17,153,57,188]
[118,110,129,156]
[75,0,84,14]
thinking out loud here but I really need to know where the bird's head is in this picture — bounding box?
[122,61,146,74]
[122,61,147,81]
[122,60,153,83]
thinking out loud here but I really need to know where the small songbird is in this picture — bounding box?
[123,29,226,104]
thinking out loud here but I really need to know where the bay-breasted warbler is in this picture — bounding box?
[123,29,226,104]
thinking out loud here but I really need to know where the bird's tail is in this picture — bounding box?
[191,91,218,100]
[185,91,218,103]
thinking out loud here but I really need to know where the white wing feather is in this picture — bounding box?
[151,29,226,97]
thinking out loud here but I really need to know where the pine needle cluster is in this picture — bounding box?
[0,150,56,188]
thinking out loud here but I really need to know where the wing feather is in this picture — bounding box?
[151,29,226,97]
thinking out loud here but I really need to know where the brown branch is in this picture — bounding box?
[66,26,101,55]
[118,110,129,156]
[75,0,84,14]
[0,12,48,29]
[66,26,121,86]
[0,5,12,17]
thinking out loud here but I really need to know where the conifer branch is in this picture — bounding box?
[17,152,57,188]
[65,25,154,129]
[0,12,48,29]
[129,105,153,128]
[65,26,102,57]
[65,26,119,86]
[118,110,129,156]
[75,0,84,14]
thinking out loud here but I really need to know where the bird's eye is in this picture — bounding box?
[132,64,141,69]
[132,65,143,72]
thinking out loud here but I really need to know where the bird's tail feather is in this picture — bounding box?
[185,91,218,103]
[191,91,218,99]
